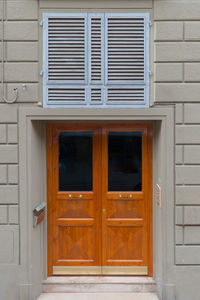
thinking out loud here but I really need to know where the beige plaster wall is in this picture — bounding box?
[0,0,200,299]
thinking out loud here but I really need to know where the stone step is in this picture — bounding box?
[43,276,156,293]
[38,293,159,300]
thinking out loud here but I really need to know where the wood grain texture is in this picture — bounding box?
[46,123,153,276]
[46,123,53,276]
[101,124,152,273]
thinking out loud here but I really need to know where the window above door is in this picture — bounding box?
[42,13,150,108]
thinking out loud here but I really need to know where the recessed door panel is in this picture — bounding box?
[46,123,152,276]
[107,199,143,219]
[57,225,95,260]
[107,226,144,261]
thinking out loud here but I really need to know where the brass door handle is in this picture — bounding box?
[119,194,133,199]
[68,194,82,199]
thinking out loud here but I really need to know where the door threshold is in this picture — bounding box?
[42,276,156,293]
[44,276,155,283]
[52,266,148,276]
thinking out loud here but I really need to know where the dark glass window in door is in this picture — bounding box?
[108,132,142,191]
[59,132,93,191]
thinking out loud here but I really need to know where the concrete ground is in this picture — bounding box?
[38,293,159,300]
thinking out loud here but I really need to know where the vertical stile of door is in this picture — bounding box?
[101,127,107,267]
[144,124,153,276]
[92,125,102,267]
[46,124,53,275]
[96,127,103,265]
[147,124,153,277]
[52,126,59,267]
[141,126,148,268]
[47,124,60,275]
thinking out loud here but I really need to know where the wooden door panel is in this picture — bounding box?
[47,124,101,274]
[101,124,152,274]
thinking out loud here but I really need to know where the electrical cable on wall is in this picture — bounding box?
[1,0,18,104]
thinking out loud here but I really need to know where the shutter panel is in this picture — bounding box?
[105,14,148,105]
[44,14,88,105]
[90,88,102,102]
[43,13,149,107]
[89,16,103,83]
[107,87,145,103]
[48,87,86,103]
[88,15,103,104]
[106,15,145,83]
[47,16,86,82]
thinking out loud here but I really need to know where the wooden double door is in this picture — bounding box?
[47,123,152,276]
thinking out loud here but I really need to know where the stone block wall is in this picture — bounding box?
[0,0,38,271]
[0,105,19,265]
[154,1,200,265]
[175,104,200,264]
[0,0,39,265]
[1,0,39,104]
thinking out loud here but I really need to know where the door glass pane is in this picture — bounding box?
[108,132,142,191]
[59,132,93,191]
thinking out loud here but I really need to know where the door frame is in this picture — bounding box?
[18,107,175,299]
[46,122,153,276]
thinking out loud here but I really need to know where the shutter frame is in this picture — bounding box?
[43,12,150,108]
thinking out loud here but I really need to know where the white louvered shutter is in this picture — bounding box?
[43,13,150,107]
[105,14,148,105]
[44,14,87,104]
